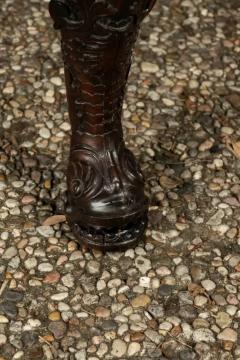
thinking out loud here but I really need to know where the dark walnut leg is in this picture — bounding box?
[49,0,156,251]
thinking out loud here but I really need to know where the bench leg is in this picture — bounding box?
[49,0,156,251]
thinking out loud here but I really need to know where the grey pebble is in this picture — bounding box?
[5,290,24,303]
[48,321,67,339]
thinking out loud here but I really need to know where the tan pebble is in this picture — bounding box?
[208,182,221,191]
[160,175,181,190]
[95,307,110,318]
[172,85,184,95]
[85,318,95,327]
[21,195,36,205]
[43,272,60,284]
[17,239,28,249]
[5,272,13,279]
[216,312,232,329]
[131,115,140,124]
[223,340,234,351]
[142,121,150,128]
[49,311,61,321]
[131,294,151,308]
[171,325,182,336]
[199,138,214,152]
[44,179,52,189]
[117,294,128,302]
[217,328,237,342]
[130,332,145,342]
[162,98,175,107]
[23,221,35,230]
[56,255,68,266]
[9,279,16,288]
[42,215,66,226]
[0,315,9,323]
[44,96,55,104]
[198,104,213,112]
[40,334,55,343]
[25,110,35,119]
[141,62,159,73]
[51,136,62,143]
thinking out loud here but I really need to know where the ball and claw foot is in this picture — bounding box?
[67,212,148,252]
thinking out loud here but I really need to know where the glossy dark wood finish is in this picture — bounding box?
[49,0,156,250]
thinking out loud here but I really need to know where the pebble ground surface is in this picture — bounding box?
[0,0,240,359]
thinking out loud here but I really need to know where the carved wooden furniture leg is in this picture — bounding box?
[49,0,156,251]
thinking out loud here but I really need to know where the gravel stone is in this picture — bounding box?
[206,210,224,226]
[5,290,24,303]
[0,334,7,346]
[75,350,86,360]
[212,294,227,306]
[107,278,121,288]
[139,276,150,288]
[95,307,110,318]
[51,293,68,301]
[131,294,151,308]
[25,257,37,269]
[216,312,232,329]
[190,265,206,282]
[159,284,174,297]
[192,328,215,343]
[50,76,62,86]
[97,279,106,291]
[38,263,54,272]
[201,280,216,292]
[175,264,189,276]
[145,329,163,345]
[86,260,100,274]
[127,342,141,356]
[49,311,61,321]
[148,304,164,318]
[162,340,179,358]
[39,127,51,139]
[135,256,151,274]
[141,62,159,73]
[21,331,38,347]
[0,302,17,319]
[36,226,54,237]
[217,328,237,342]
[0,315,9,323]
[6,199,19,208]
[111,339,127,358]
[2,246,17,259]
[48,321,67,339]
[194,295,208,307]
[179,305,198,323]
[61,273,74,288]
[101,320,118,331]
